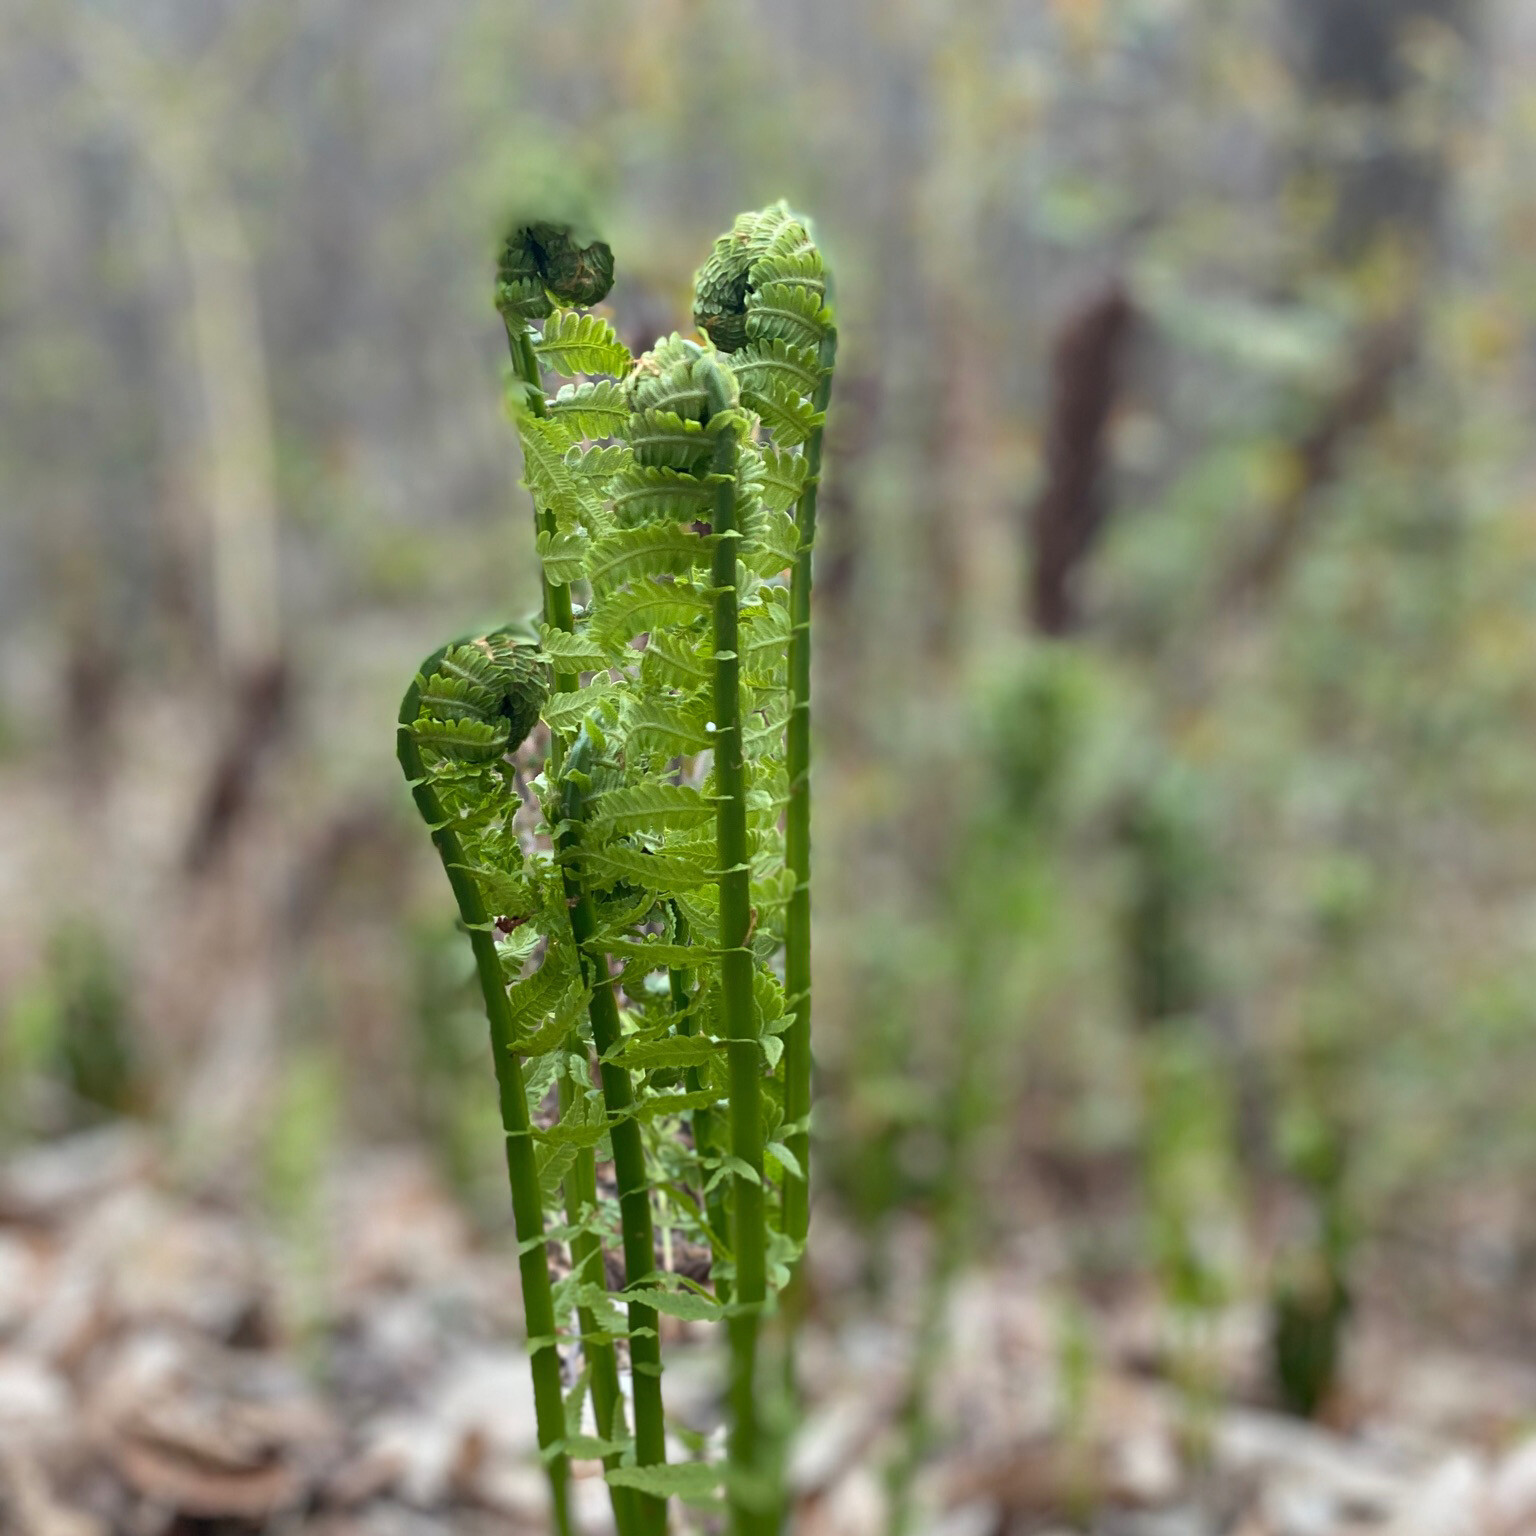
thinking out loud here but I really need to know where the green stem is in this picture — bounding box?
[560,736,669,1536]
[396,673,572,1536]
[781,327,837,1328]
[559,1072,637,1535]
[670,908,732,1299]
[701,364,772,1535]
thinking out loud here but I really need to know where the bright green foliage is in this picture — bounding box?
[399,206,835,1535]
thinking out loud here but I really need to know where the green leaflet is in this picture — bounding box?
[575,841,715,893]
[732,338,822,403]
[622,694,712,756]
[517,415,594,532]
[624,1285,726,1322]
[564,441,633,480]
[757,446,810,512]
[589,584,712,651]
[538,624,609,669]
[619,1034,722,1071]
[742,377,825,447]
[585,523,711,595]
[746,281,833,352]
[611,464,725,526]
[597,936,711,969]
[605,1463,722,1503]
[536,529,589,585]
[412,714,509,764]
[743,692,793,761]
[543,679,619,735]
[588,781,713,834]
[749,246,825,297]
[640,630,712,690]
[629,408,714,471]
[632,1087,722,1122]
[548,379,629,438]
[743,506,799,577]
[505,954,584,1035]
[535,310,631,378]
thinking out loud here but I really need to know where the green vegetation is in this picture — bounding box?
[398,205,834,1534]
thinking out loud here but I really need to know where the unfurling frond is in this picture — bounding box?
[496,221,615,323]
[692,201,828,353]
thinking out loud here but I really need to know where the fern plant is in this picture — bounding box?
[398,204,834,1536]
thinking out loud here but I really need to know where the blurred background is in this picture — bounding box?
[4,1,1536,1532]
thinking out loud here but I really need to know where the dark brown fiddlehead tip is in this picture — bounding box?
[496,222,616,323]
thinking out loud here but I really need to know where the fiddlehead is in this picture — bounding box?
[496,221,616,324]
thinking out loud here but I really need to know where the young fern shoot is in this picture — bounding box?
[398,204,834,1536]
[694,205,837,1319]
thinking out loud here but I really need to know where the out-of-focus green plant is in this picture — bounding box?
[887,647,1089,1535]
[399,203,834,1536]
[1,921,139,1135]
[1119,771,1242,1460]
[1269,856,1372,1418]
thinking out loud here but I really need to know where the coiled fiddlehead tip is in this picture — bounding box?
[692,201,824,352]
[496,221,616,323]
[409,629,550,764]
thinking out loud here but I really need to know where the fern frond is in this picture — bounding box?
[757,447,810,513]
[413,713,511,764]
[549,379,629,438]
[629,409,713,471]
[732,339,822,402]
[535,310,631,379]
[742,380,824,448]
[746,282,833,352]
[611,465,724,527]
[538,624,609,669]
[536,529,589,586]
[586,524,710,594]
[589,583,712,651]
[588,781,713,836]
[565,442,633,480]
[743,507,799,578]
[543,680,620,736]
[575,841,715,894]
[743,691,793,761]
[628,352,711,421]
[640,630,712,691]
[748,247,825,298]
[518,415,595,531]
[621,694,711,756]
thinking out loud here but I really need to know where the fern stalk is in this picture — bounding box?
[781,323,838,1311]
[396,667,573,1536]
[698,360,772,1534]
[557,736,670,1536]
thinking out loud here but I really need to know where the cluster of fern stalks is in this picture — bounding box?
[397,203,835,1536]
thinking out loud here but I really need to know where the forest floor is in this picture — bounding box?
[2,1125,1533,1536]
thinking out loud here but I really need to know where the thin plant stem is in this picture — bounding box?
[781,325,838,1333]
[669,907,732,1298]
[558,735,670,1536]
[559,1070,638,1536]
[700,362,772,1536]
[396,668,573,1536]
